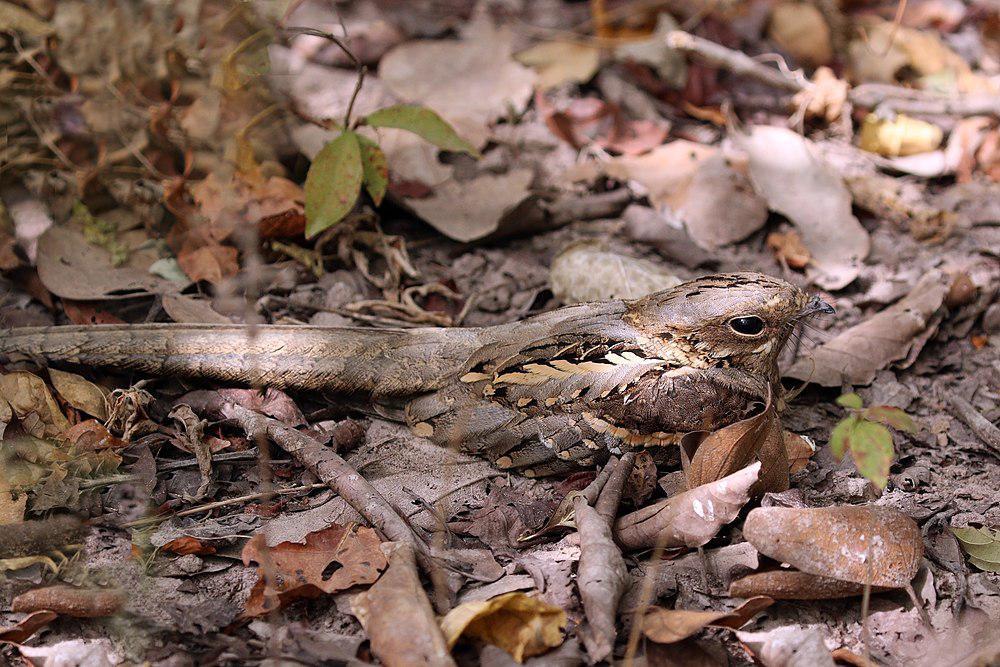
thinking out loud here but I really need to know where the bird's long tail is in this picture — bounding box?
[0,323,479,397]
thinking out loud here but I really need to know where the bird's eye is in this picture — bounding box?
[728,316,765,336]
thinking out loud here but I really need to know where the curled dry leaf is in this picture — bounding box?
[549,241,681,304]
[241,523,387,617]
[0,610,57,645]
[614,462,760,551]
[439,591,566,663]
[743,505,923,588]
[352,543,455,667]
[737,126,870,290]
[189,170,305,241]
[729,570,890,600]
[596,141,715,211]
[766,230,810,270]
[680,153,769,251]
[786,271,949,386]
[12,585,124,618]
[682,401,789,496]
[48,368,108,420]
[784,431,815,474]
[574,499,627,662]
[62,420,125,451]
[642,596,774,644]
[859,114,944,158]
[0,371,70,439]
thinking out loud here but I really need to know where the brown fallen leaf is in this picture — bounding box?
[241,523,387,617]
[743,505,923,588]
[766,230,811,270]
[737,126,870,290]
[680,153,769,251]
[36,227,175,300]
[768,2,832,67]
[352,543,455,667]
[598,141,716,211]
[783,431,815,474]
[189,169,305,242]
[176,241,239,286]
[0,610,57,645]
[785,271,949,386]
[549,240,681,304]
[642,595,774,644]
[615,462,760,551]
[439,592,566,663]
[682,400,789,496]
[48,368,108,420]
[729,570,891,600]
[0,371,70,439]
[161,536,217,556]
[379,14,536,150]
[62,420,126,451]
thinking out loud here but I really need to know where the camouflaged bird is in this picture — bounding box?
[0,272,832,476]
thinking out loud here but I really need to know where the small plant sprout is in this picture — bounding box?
[829,392,917,490]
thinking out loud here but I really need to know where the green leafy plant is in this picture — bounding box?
[829,392,917,489]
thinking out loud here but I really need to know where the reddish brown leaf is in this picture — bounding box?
[62,420,126,451]
[729,570,890,600]
[162,536,217,556]
[61,300,126,325]
[0,610,58,644]
[241,523,387,617]
[642,596,774,644]
[177,243,238,285]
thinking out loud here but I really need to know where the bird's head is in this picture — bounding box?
[624,272,833,380]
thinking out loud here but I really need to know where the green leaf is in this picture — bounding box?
[357,135,389,206]
[304,131,364,238]
[846,420,894,490]
[862,406,917,433]
[953,526,1000,571]
[829,417,854,460]
[836,393,864,410]
[363,105,479,156]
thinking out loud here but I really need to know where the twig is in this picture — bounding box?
[122,483,328,528]
[667,31,1000,119]
[666,31,805,94]
[282,26,367,128]
[945,394,1000,458]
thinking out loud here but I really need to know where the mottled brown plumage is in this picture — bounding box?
[0,272,830,475]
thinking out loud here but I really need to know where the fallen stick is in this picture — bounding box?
[945,394,1000,458]
[666,31,1000,119]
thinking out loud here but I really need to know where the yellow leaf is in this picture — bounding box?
[439,592,566,663]
[516,41,601,89]
[859,114,943,157]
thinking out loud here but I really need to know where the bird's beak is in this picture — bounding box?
[803,295,835,316]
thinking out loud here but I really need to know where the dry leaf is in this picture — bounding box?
[783,431,815,473]
[352,543,455,667]
[0,371,70,439]
[953,526,1000,572]
[406,170,533,243]
[62,421,125,451]
[36,227,175,300]
[574,499,627,662]
[516,41,601,89]
[439,592,566,663]
[161,294,230,324]
[549,240,681,304]
[241,523,387,617]
[743,505,923,587]
[177,242,239,285]
[737,126,870,290]
[859,114,944,157]
[682,401,789,496]
[615,462,760,551]
[614,14,687,88]
[766,230,811,270]
[680,153,769,250]
[768,2,832,66]
[795,67,849,122]
[190,170,306,242]
[785,271,949,386]
[643,596,774,644]
[601,141,716,211]
[48,368,108,420]
[729,570,889,599]
[736,626,836,667]
[379,13,536,149]
[0,610,57,645]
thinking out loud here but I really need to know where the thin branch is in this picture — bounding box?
[945,394,1000,458]
[282,26,367,128]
